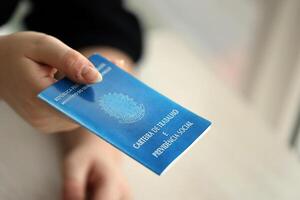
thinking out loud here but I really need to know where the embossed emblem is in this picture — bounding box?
[98,93,145,124]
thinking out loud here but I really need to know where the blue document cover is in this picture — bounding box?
[38,54,211,175]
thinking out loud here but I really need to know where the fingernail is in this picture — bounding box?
[81,66,102,83]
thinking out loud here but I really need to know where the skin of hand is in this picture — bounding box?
[0,31,134,199]
[0,31,102,134]
[62,128,132,200]
[61,47,134,200]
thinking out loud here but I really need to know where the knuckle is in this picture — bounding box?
[63,151,82,168]
[61,50,83,74]
[64,154,75,167]
[62,50,79,67]
[25,33,55,57]
[33,33,54,47]
[29,115,50,133]
[63,180,84,199]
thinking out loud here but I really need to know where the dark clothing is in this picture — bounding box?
[0,0,143,61]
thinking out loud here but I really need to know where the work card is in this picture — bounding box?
[38,54,211,175]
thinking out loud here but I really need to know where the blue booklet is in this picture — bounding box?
[38,54,211,175]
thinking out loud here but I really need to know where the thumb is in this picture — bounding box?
[25,34,102,84]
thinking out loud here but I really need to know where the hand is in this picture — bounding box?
[62,128,131,200]
[0,31,102,133]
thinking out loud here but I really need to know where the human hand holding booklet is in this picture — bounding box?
[38,54,211,175]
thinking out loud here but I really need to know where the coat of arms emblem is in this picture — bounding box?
[98,92,145,124]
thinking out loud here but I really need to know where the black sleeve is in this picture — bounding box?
[24,0,143,62]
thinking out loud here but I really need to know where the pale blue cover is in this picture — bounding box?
[38,54,211,175]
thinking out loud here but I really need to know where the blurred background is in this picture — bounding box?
[0,0,300,199]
